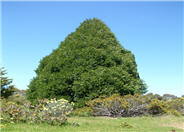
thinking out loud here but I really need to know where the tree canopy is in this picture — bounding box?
[26,18,147,106]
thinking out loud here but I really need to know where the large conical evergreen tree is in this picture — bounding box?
[27,18,147,106]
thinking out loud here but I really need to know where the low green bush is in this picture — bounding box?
[73,107,93,117]
[120,122,133,128]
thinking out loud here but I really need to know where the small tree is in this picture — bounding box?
[0,67,15,98]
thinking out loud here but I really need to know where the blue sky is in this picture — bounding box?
[2,2,183,96]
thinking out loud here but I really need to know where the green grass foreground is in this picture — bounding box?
[2,116,184,132]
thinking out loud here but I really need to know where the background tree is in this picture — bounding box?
[0,67,15,98]
[27,18,147,106]
[163,94,177,100]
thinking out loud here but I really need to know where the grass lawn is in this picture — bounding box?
[2,115,184,132]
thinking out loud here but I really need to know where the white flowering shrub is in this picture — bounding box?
[1,98,74,126]
[41,98,74,125]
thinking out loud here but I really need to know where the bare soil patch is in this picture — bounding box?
[162,122,184,130]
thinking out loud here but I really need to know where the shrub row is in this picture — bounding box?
[84,94,184,117]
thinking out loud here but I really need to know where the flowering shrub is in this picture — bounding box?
[86,94,123,116]
[1,98,73,126]
[121,94,149,117]
[1,98,42,124]
[147,99,169,115]
[1,99,25,123]
[43,99,73,116]
[166,97,184,115]
[40,98,74,125]
[86,94,150,117]
[86,94,183,117]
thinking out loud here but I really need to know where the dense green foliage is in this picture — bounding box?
[0,67,15,98]
[27,18,147,106]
